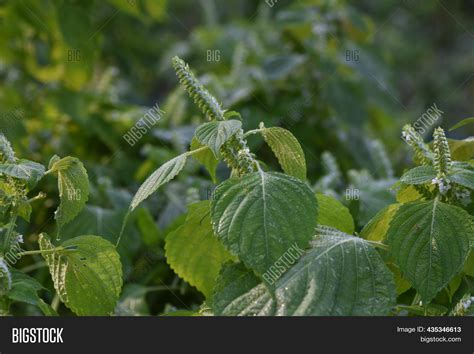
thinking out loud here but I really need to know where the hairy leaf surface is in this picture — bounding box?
[387,199,472,302]
[0,159,45,189]
[165,201,235,298]
[275,227,396,315]
[49,156,89,231]
[400,166,436,185]
[194,120,242,157]
[211,171,317,276]
[449,162,474,190]
[261,127,306,180]
[39,234,122,316]
[212,263,275,316]
[130,153,187,211]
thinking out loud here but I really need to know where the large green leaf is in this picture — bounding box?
[400,166,436,185]
[211,171,317,276]
[212,227,396,316]
[316,193,354,234]
[39,233,122,316]
[261,127,307,180]
[0,159,45,189]
[130,153,187,211]
[212,263,275,316]
[194,120,242,157]
[387,199,472,302]
[49,156,89,231]
[275,226,396,315]
[190,137,219,183]
[165,201,235,299]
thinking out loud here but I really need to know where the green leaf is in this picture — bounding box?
[449,138,474,161]
[165,201,235,299]
[130,153,187,211]
[400,166,436,185]
[261,127,307,180]
[49,156,89,231]
[275,226,396,315]
[0,133,15,163]
[463,251,474,277]
[211,171,318,276]
[360,204,400,242]
[387,199,472,302]
[223,111,242,120]
[39,233,123,316]
[194,120,242,157]
[212,263,275,316]
[316,193,354,234]
[449,117,474,131]
[136,208,161,246]
[190,137,219,183]
[449,162,474,190]
[0,159,45,189]
[396,184,423,203]
[7,269,57,316]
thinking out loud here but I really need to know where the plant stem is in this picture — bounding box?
[26,192,46,204]
[2,212,17,254]
[51,293,60,312]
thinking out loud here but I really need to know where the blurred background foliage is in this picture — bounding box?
[0,0,472,315]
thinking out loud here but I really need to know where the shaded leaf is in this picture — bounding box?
[316,193,354,234]
[190,137,218,183]
[165,201,235,299]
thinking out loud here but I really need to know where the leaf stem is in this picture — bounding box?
[243,128,263,138]
[367,240,389,251]
[26,192,46,204]
[185,146,208,156]
[17,247,75,257]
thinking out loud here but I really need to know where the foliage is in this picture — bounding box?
[123,59,473,316]
[0,0,472,316]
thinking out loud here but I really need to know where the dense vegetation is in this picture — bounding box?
[0,0,472,316]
